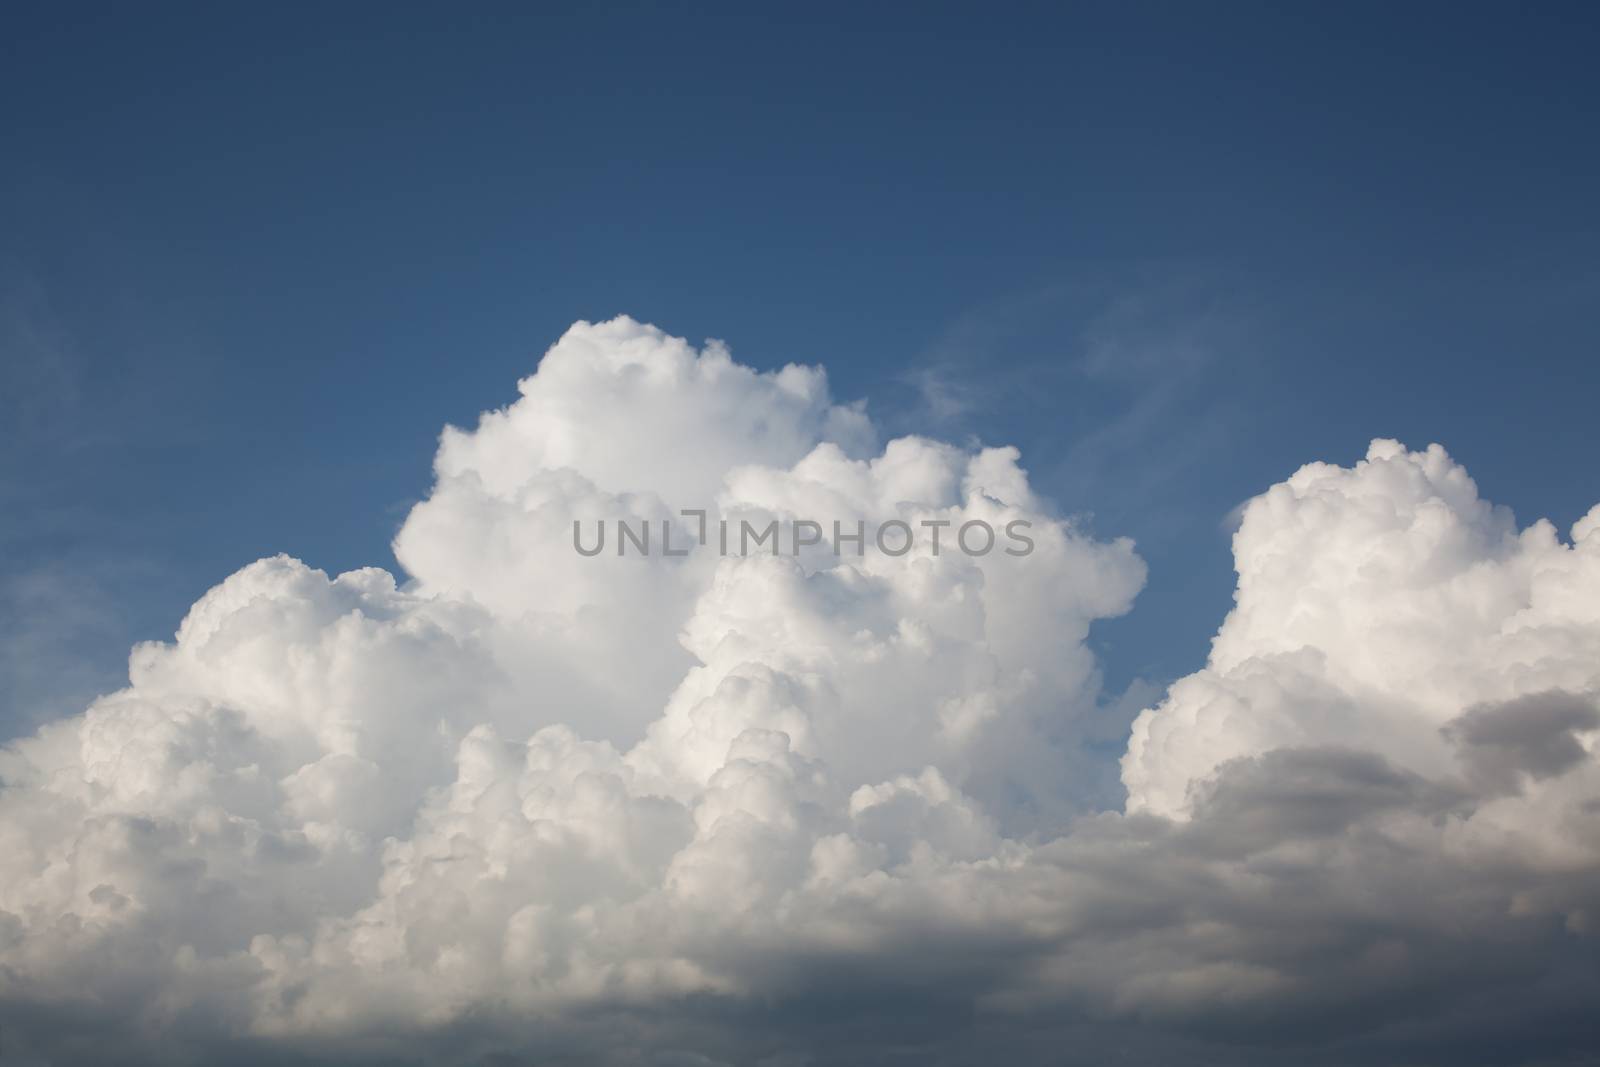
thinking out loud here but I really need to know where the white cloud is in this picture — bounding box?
[1,324,1597,1065]
[1124,439,1600,823]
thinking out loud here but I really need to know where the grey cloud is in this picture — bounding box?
[1444,691,1600,797]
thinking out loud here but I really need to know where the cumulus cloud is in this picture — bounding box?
[1124,439,1600,823]
[1,320,1598,1065]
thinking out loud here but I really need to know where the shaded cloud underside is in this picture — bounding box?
[1,318,1598,1065]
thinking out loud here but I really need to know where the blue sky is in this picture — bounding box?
[4,1,1598,739]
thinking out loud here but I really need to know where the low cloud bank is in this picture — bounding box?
[2,318,1597,1065]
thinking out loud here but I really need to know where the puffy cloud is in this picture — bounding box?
[1124,439,1600,820]
[1,325,1598,1065]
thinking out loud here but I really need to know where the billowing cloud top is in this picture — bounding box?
[1126,439,1600,820]
[2,319,1597,1065]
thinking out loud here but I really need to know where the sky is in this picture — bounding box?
[5,1,1598,736]
[2,4,1600,1065]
